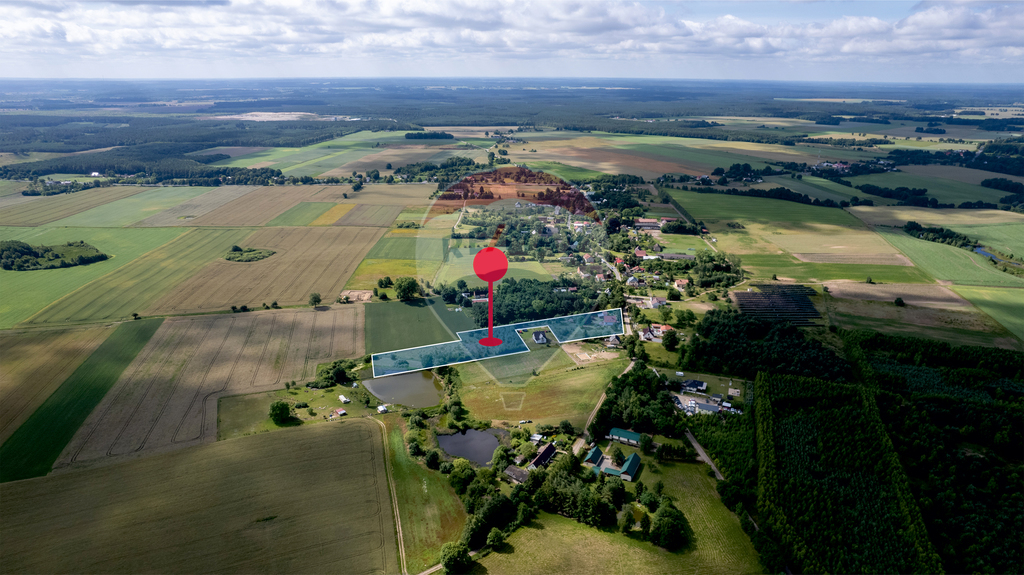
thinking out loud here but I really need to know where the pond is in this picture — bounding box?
[974,247,1021,266]
[436,429,500,466]
[361,370,441,408]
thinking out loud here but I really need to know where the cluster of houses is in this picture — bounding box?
[503,436,558,485]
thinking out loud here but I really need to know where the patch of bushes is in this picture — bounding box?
[224,246,275,262]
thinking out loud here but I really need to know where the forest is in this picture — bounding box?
[0,239,108,271]
[902,221,977,249]
[469,277,600,327]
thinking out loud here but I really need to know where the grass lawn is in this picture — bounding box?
[265,201,336,226]
[383,414,467,573]
[460,358,627,429]
[952,286,1024,342]
[657,233,707,253]
[668,188,861,227]
[364,300,455,354]
[641,341,680,369]
[879,229,1024,287]
[47,186,214,228]
[740,253,935,284]
[345,258,442,290]
[0,318,163,482]
[469,336,577,387]
[22,227,255,326]
[217,386,378,440]
[0,180,30,197]
[0,226,185,328]
[437,247,550,289]
[426,297,478,334]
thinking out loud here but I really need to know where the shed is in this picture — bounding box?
[377,405,388,414]
[620,453,641,482]
[335,408,347,416]
[504,465,529,485]
[606,427,641,446]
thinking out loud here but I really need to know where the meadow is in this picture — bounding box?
[468,340,577,387]
[667,188,861,226]
[364,300,455,354]
[952,286,1024,341]
[459,358,628,428]
[48,186,214,228]
[59,306,365,468]
[218,383,378,440]
[740,253,934,284]
[0,180,28,196]
[0,326,114,445]
[879,229,1024,287]
[0,421,401,574]
[0,318,162,482]
[23,228,253,326]
[846,172,1006,206]
[0,186,151,226]
[848,206,1024,228]
[437,246,551,288]
[365,236,447,261]
[265,201,336,226]
[346,258,441,290]
[334,204,405,227]
[148,226,384,314]
[946,222,1024,258]
[0,226,185,328]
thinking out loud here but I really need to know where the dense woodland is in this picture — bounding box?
[902,221,977,249]
[469,277,600,327]
[0,240,108,271]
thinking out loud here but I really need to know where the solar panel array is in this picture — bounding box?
[734,284,822,326]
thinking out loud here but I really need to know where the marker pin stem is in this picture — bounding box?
[473,247,508,347]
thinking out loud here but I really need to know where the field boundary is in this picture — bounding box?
[370,416,408,575]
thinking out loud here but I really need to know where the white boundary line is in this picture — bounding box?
[371,308,624,378]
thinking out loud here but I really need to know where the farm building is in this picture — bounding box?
[584,446,603,466]
[504,465,529,485]
[532,331,548,344]
[606,427,641,446]
[634,248,648,257]
[338,395,350,403]
[620,453,641,481]
[334,408,347,416]
[696,403,719,415]
[635,218,660,230]
[606,335,621,348]
[528,443,557,470]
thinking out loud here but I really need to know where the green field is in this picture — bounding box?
[425,297,478,334]
[437,247,551,288]
[364,300,455,354]
[757,175,872,204]
[366,236,447,261]
[384,417,467,573]
[47,186,213,228]
[879,229,1024,287]
[23,227,254,326]
[0,226,185,328]
[0,318,162,482]
[658,233,706,253]
[0,180,29,197]
[524,160,609,181]
[218,387,380,440]
[741,253,935,284]
[0,421,400,574]
[847,172,1007,206]
[265,202,336,226]
[346,258,442,290]
[667,188,862,226]
[947,222,1024,258]
[471,338,577,386]
[952,286,1024,342]
[459,357,627,428]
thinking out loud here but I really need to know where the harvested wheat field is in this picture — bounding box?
[313,183,436,206]
[55,306,364,469]
[3,421,398,574]
[310,203,355,225]
[132,185,263,227]
[824,281,971,308]
[849,206,1024,227]
[333,204,404,227]
[795,253,913,266]
[189,186,319,226]
[148,226,384,314]
[0,186,150,226]
[0,326,114,445]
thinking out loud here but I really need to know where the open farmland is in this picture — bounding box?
[309,203,355,225]
[189,186,316,226]
[952,286,1024,342]
[365,235,447,260]
[334,204,404,227]
[946,222,1024,258]
[0,180,29,196]
[0,186,150,226]
[848,206,1024,227]
[364,300,453,353]
[1,421,400,574]
[23,228,252,326]
[266,201,336,226]
[54,305,364,469]
[131,185,263,227]
[0,326,114,445]
[148,226,383,314]
[741,254,934,284]
[879,229,1024,287]
[346,258,442,290]
[437,246,551,287]
[847,172,1007,206]
[0,226,185,329]
[669,188,861,226]
[48,186,214,228]
[316,183,436,206]
[0,319,162,482]
[898,164,1024,186]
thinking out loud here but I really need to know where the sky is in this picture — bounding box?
[1,0,1022,82]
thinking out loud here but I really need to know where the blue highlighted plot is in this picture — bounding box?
[371,309,624,377]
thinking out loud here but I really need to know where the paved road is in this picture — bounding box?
[685,429,724,480]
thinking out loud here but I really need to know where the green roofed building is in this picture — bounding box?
[584,446,603,466]
[621,453,641,482]
[606,427,641,446]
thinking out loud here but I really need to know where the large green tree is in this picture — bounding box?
[394,276,419,301]
[438,541,472,574]
[269,401,292,425]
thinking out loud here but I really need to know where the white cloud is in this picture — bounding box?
[0,0,1020,80]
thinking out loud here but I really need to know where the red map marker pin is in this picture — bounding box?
[473,247,508,346]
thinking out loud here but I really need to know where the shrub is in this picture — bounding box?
[295,402,308,409]
[439,461,454,474]
[895,297,905,307]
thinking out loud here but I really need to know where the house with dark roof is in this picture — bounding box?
[532,331,548,344]
[528,443,557,470]
[584,446,603,466]
[620,453,641,481]
[696,403,719,415]
[606,427,641,446]
[504,465,529,485]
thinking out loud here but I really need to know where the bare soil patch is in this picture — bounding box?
[0,326,114,445]
[795,253,914,266]
[55,306,365,469]
[825,281,971,308]
[148,226,384,314]
[340,289,373,302]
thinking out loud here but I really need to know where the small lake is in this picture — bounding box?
[436,429,500,466]
[361,370,441,408]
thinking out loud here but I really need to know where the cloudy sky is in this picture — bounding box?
[1,0,1022,82]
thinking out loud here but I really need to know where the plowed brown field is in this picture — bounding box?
[147,226,384,314]
[0,326,114,444]
[55,305,364,469]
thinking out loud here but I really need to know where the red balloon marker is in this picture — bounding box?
[473,247,508,346]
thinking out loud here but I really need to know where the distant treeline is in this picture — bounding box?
[887,148,1024,177]
[903,221,976,249]
[981,178,1024,205]
[696,186,843,208]
[405,131,453,139]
